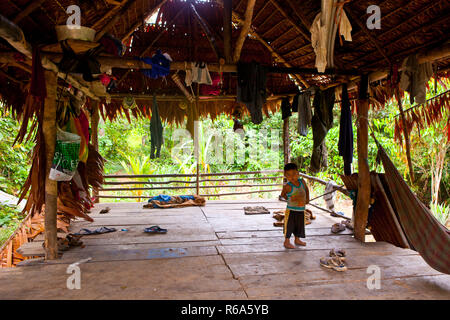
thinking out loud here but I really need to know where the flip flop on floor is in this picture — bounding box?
[320,256,347,272]
[73,227,116,235]
[144,226,168,234]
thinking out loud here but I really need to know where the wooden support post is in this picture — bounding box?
[233,0,256,63]
[223,0,233,63]
[195,84,200,195]
[43,70,58,260]
[395,88,415,184]
[354,92,370,242]
[91,100,100,203]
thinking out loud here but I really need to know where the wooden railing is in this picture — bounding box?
[98,170,285,199]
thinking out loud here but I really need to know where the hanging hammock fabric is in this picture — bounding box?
[376,143,450,274]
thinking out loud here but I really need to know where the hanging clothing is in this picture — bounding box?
[310,88,335,173]
[338,83,354,176]
[281,97,292,120]
[122,96,137,109]
[310,12,328,73]
[185,62,212,86]
[297,91,312,137]
[138,50,172,79]
[336,8,352,43]
[236,62,268,125]
[400,54,433,105]
[150,95,163,159]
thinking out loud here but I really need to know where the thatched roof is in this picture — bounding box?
[0,0,449,122]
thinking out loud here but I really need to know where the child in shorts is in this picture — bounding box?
[280,163,310,249]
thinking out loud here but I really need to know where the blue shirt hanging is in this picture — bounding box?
[137,50,171,79]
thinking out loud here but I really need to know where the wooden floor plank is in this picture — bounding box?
[1,199,448,300]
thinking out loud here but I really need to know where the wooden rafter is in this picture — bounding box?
[270,26,296,49]
[95,0,139,41]
[121,0,168,42]
[351,14,449,67]
[91,0,126,30]
[13,0,47,24]
[345,7,391,66]
[262,19,286,38]
[233,0,256,63]
[350,1,443,54]
[258,10,278,30]
[268,0,309,41]
[253,1,272,23]
[279,40,310,57]
[285,0,312,31]
[191,2,221,60]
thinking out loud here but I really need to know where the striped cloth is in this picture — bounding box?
[377,144,450,274]
[324,180,337,211]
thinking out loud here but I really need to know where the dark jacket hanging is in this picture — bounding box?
[236,62,268,125]
[310,87,335,173]
[150,95,163,158]
[297,90,312,137]
[338,83,354,175]
[281,97,292,120]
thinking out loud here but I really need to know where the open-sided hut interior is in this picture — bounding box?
[0,0,449,287]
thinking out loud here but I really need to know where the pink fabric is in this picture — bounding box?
[200,73,221,96]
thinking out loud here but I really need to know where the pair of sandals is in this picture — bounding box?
[331,221,348,233]
[143,226,167,234]
[320,248,347,272]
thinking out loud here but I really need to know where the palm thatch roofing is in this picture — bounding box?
[0,0,449,123]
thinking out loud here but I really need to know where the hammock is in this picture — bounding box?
[376,143,450,274]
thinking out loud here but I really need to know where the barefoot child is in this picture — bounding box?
[280,163,310,249]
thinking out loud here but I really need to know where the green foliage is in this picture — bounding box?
[0,108,34,196]
[0,204,23,246]
[430,202,450,226]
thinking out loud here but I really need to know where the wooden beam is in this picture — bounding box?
[190,3,221,60]
[95,0,139,41]
[354,87,370,242]
[233,0,256,63]
[43,70,58,260]
[108,93,296,101]
[223,0,233,63]
[121,0,168,42]
[13,0,46,24]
